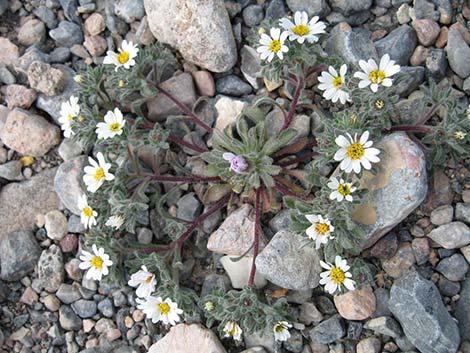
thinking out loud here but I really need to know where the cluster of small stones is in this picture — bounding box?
[0,0,469,353]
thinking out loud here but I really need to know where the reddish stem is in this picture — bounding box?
[147,174,221,183]
[248,187,262,288]
[415,103,438,126]
[167,134,208,153]
[383,125,432,134]
[278,151,319,167]
[280,76,305,133]
[275,181,311,201]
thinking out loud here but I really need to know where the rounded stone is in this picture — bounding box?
[45,210,68,241]
[18,19,46,46]
[334,285,376,320]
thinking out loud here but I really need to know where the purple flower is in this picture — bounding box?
[223,153,249,174]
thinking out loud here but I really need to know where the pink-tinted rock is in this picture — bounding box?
[382,243,416,278]
[83,35,107,57]
[192,71,215,97]
[412,19,440,46]
[334,285,376,320]
[27,61,66,96]
[2,84,37,109]
[20,286,38,306]
[0,38,20,67]
[84,13,105,36]
[60,234,78,253]
[18,19,46,46]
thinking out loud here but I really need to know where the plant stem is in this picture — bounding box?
[248,187,262,288]
[416,103,438,126]
[383,125,432,133]
[280,76,305,133]
[305,64,328,77]
[147,174,221,183]
[275,181,311,201]
[167,134,208,153]
[278,151,318,167]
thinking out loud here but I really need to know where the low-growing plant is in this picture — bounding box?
[68,10,469,345]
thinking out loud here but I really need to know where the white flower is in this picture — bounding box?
[78,244,113,281]
[327,177,357,202]
[83,152,115,193]
[334,131,380,174]
[223,321,243,341]
[273,321,292,342]
[466,105,470,119]
[319,255,356,295]
[95,107,126,140]
[354,54,401,92]
[105,215,125,230]
[318,65,351,105]
[305,214,334,249]
[77,194,97,229]
[257,27,289,62]
[279,11,326,44]
[58,96,80,138]
[103,40,139,71]
[136,296,183,326]
[128,265,157,298]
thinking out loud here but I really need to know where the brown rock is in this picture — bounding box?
[192,71,215,97]
[27,61,66,96]
[60,234,78,253]
[370,233,398,259]
[334,285,376,320]
[0,108,60,157]
[382,243,415,278]
[412,19,440,46]
[83,35,107,57]
[20,286,38,306]
[2,84,37,109]
[450,22,470,45]
[423,169,453,213]
[410,45,427,66]
[18,19,46,46]
[84,13,105,36]
[435,27,448,48]
[371,29,388,42]
[0,38,20,67]
[148,324,227,353]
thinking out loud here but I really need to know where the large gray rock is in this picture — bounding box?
[375,25,417,65]
[286,0,331,17]
[54,156,87,215]
[456,275,470,340]
[0,168,61,240]
[427,222,470,249]
[144,0,237,73]
[389,270,460,353]
[37,245,64,293]
[0,230,41,281]
[446,27,470,79]
[351,133,427,249]
[309,315,345,344]
[255,230,321,290]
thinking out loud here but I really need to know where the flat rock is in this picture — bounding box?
[0,108,61,157]
[255,229,321,290]
[427,222,470,249]
[389,269,460,353]
[0,230,41,281]
[351,132,427,249]
[0,168,61,240]
[207,204,268,256]
[220,255,267,289]
[148,324,227,353]
[144,0,237,73]
[54,156,87,215]
[334,285,376,320]
[446,27,470,79]
[375,24,417,65]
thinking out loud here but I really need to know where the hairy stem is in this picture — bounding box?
[275,181,311,201]
[415,103,439,126]
[167,134,208,153]
[147,174,221,183]
[383,125,432,133]
[278,150,319,167]
[248,187,262,288]
[280,76,305,133]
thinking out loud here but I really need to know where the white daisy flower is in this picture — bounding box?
[136,296,183,326]
[77,194,97,229]
[279,11,326,44]
[103,40,139,71]
[256,27,289,62]
[128,265,157,298]
[305,214,335,249]
[327,177,357,202]
[317,65,351,105]
[105,215,125,230]
[223,321,243,341]
[78,244,113,281]
[95,107,126,140]
[334,131,381,174]
[83,152,115,193]
[58,96,80,138]
[319,255,356,295]
[353,54,401,92]
[273,321,292,342]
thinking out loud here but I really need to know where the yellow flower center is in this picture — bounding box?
[118,80,126,87]
[274,323,286,333]
[117,51,129,64]
[229,325,238,335]
[375,99,385,110]
[333,76,343,88]
[109,123,121,132]
[204,301,215,311]
[269,39,281,53]
[83,206,93,218]
[369,69,386,84]
[346,143,365,160]
[337,184,351,196]
[67,114,74,121]
[94,167,105,181]
[330,267,346,284]
[293,24,310,36]
[158,302,171,315]
[315,222,330,235]
[91,256,103,270]
[145,275,154,283]
[454,131,467,140]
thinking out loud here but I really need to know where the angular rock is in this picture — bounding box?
[49,21,84,47]
[0,168,61,239]
[18,19,46,46]
[0,230,41,281]
[334,285,376,320]
[115,0,145,23]
[0,109,61,157]
[244,331,275,353]
[412,19,440,46]
[357,337,381,353]
[0,160,23,181]
[426,48,448,79]
[0,38,20,68]
[54,156,87,215]
[394,66,425,97]
[241,46,263,89]
[430,205,453,225]
[352,133,427,249]
[309,315,345,344]
[456,203,470,224]
[446,27,470,79]
[216,75,252,97]
[192,71,215,97]
[28,61,66,96]
[436,254,469,281]
[84,13,105,36]
[220,255,266,289]
[255,230,321,290]
[381,243,416,278]
[59,305,82,331]
[388,269,460,353]
[214,95,247,131]
[207,204,267,256]
[364,316,402,338]
[3,84,37,109]
[427,222,470,249]
[144,0,237,73]
[375,25,417,65]
[148,324,227,353]
[456,275,470,340]
[299,302,323,325]
[72,299,97,319]
[37,245,64,292]
[56,284,81,304]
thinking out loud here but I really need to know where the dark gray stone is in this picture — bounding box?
[72,299,97,318]
[395,66,425,97]
[436,254,469,281]
[268,209,291,233]
[284,330,303,353]
[265,0,286,20]
[456,203,470,224]
[68,215,86,233]
[456,275,470,340]
[375,25,417,65]
[286,0,331,17]
[372,288,391,317]
[59,305,82,331]
[37,245,64,292]
[115,0,145,23]
[34,5,58,29]
[0,64,16,85]
[0,161,23,181]
[0,230,40,281]
[242,5,263,27]
[57,284,81,304]
[176,192,202,221]
[364,316,402,338]
[216,75,252,97]
[14,47,50,79]
[49,21,83,47]
[414,0,439,20]
[426,48,448,80]
[49,47,71,63]
[309,315,345,344]
[438,277,460,297]
[389,269,460,353]
[60,0,79,23]
[98,298,114,318]
[329,0,372,15]
[201,273,231,297]
[447,28,470,79]
[0,0,7,16]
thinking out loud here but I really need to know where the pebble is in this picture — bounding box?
[298,302,323,325]
[438,276,460,297]
[370,233,398,259]
[410,45,427,66]
[20,286,38,306]
[45,210,68,241]
[43,294,61,312]
[382,242,416,278]
[18,19,46,46]
[59,305,82,331]
[84,13,105,35]
[0,160,23,181]
[436,254,469,281]
[3,84,37,109]
[284,330,303,353]
[364,316,402,338]
[330,0,372,15]
[0,38,20,68]
[177,192,202,221]
[220,255,266,289]
[286,0,331,17]
[33,5,57,29]
[356,337,381,353]
[72,299,97,318]
[216,75,253,97]
[115,0,144,23]
[397,4,411,24]
[49,21,84,47]
[97,298,114,318]
[58,138,83,162]
[57,283,81,304]
[240,45,263,89]
[446,27,470,79]
[456,203,470,224]
[83,35,108,57]
[0,64,16,85]
[411,237,430,265]
[334,285,376,320]
[65,258,83,281]
[200,273,231,297]
[309,315,345,344]
[265,0,286,20]
[412,19,440,46]
[37,245,64,292]
[242,5,264,27]
[54,156,86,215]
[430,205,453,225]
[428,222,470,249]
[145,0,237,72]
[426,48,448,79]
[375,24,417,65]
[192,71,215,97]
[214,95,247,131]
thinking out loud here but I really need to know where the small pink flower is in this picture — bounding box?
[223,153,249,174]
